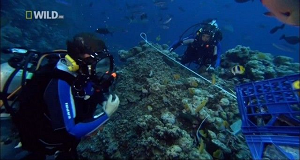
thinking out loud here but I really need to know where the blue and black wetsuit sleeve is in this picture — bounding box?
[213,42,222,68]
[169,34,195,51]
[44,79,109,140]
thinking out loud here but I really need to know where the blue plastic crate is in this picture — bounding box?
[236,74,300,135]
[245,135,299,160]
[236,74,300,160]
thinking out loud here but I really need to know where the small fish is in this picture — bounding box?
[293,80,299,90]
[55,0,72,6]
[213,149,224,159]
[161,25,169,30]
[154,1,167,7]
[125,3,145,10]
[156,35,161,41]
[95,28,113,36]
[258,24,267,29]
[272,43,296,53]
[279,35,300,45]
[163,17,172,25]
[211,73,216,85]
[269,24,285,34]
[293,80,299,96]
[231,65,245,75]
[235,0,253,3]
[140,13,147,20]
[178,6,185,12]
[261,0,300,26]
[89,2,93,7]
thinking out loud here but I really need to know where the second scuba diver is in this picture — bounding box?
[169,19,223,72]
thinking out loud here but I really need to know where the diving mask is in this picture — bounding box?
[75,50,117,92]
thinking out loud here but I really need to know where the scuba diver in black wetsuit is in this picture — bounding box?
[169,19,223,72]
[0,34,120,159]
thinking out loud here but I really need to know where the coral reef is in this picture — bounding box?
[219,45,299,83]
[76,43,270,160]
[2,1,298,159]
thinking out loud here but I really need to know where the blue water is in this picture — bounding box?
[3,0,300,62]
[66,0,299,61]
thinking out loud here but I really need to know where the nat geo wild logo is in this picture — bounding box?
[26,11,64,20]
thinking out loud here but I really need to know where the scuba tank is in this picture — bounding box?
[0,48,40,115]
[0,62,26,93]
[0,48,66,116]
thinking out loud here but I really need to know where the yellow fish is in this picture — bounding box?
[211,73,216,85]
[293,80,299,96]
[156,35,161,41]
[231,65,245,75]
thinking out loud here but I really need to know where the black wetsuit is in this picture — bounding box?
[170,34,222,68]
[180,40,218,67]
[15,59,109,159]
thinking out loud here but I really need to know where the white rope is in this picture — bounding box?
[140,32,237,99]
[196,115,209,142]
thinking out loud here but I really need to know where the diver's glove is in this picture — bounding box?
[103,94,120,117]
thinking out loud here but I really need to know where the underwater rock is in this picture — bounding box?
[176,132,194,152]
[214,117,226,131]
[274,56,294,65]
[166,145,183,159]
[219,111,227,120]
[188,88,210,98]
[189,148,213,160]
[136,115,163,131]
[130,46,143,55]
[118,50,132,61]
[207,130,217,139]
[126,93,141,103]
[161,112,176,124]
[186,77,205,87]
[223,45,251,64]
[245,60,267,80]
[220,45,299,82]
[220,98,230,106]
[78,42,271,159]
[147,105,153,112]
[217,133,227,144]
[276,65,299,77]
[154,123,183,140]
[199,110,215,123]
[233,143,252,159]
[106,141,119,155]
[252,52,274,61]
[211,139,231,154]
[150,82,166,94]
[161,44,169,50]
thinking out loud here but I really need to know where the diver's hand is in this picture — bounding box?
[103,94,120,117]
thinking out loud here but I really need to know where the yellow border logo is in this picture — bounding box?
[25,11,32,19]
